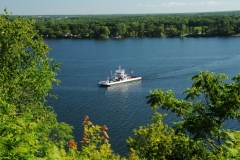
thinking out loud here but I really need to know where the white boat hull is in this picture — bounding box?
[98,77,141,87]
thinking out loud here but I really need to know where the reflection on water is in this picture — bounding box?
[106,81,142,93]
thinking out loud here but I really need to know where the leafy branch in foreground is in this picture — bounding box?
[145,70,240,158]
[0,9,73,158]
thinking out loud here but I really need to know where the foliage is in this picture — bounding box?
[74,115,122,159]
[127,112,175,159]
[216,131,240,159]
[165,27,181,37]
[0,9,73,158]
[30,11,240,38]
[146,70,240,159]
[115,23,127,37]
[0,98,70,159]
[127,112,215,160]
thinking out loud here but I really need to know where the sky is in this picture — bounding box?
[1,0,240,15]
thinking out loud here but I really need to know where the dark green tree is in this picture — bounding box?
[165,27,181,37]
[115,23,127,37]
[95,26,110,39]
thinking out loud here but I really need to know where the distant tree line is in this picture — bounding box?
[29,11,240,39]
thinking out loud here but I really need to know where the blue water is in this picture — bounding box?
[46,37,240,156]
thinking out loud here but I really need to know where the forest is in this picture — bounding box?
[22,11,240,39]
[2,9,240,159]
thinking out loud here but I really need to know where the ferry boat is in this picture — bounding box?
[98,66,141,87]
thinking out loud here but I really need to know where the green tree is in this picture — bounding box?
[0,99,71,159]
[0,9,73,158]
[127,112,215,160]
[129,22,139,37]
[137,23,145,37]
[115,23,127,37]
[153,25,164,37]
[180,23,187,37]
[146,70,240,158]
[145,22,155,37]
[165,27,181,37]
[96,26,110,39]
